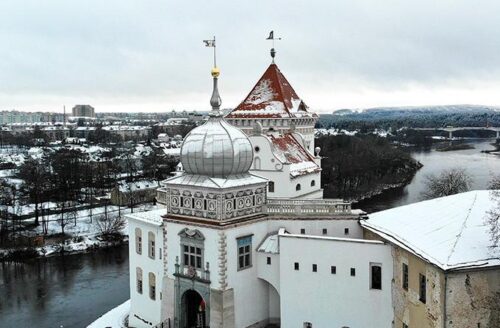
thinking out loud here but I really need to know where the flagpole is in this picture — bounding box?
[213,35,217,68]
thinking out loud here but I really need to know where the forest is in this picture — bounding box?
[318,105,500,131]
[317,135,422,200]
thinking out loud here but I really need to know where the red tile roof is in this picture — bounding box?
[269,133,320,177]
[227,64,314,119]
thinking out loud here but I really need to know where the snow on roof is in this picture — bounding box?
[227,64,316,119]
[257,233,280,254]
[166,173,268,189]
[361,190,500,271]
[117,180,159,193]
[268,133,320,177]
[127,209,165,226]
[162,147,181,156]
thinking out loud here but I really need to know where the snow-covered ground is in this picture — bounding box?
[87,300,130,328]
[1,203,163,257]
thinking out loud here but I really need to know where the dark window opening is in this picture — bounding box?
[371,265,382,290]
[350,268,356,276]
[267,257,271,265]
[268,181,275,193]
[296,184,301,191]
[419,274,426,303]
[311,180,316,187]
[294,262,299,270]
[312,264,317,272]
[402,263,409,290]
[344,228,349,235]
[322,228,327,235]
[331,266,336,274]
[300,228,305,234]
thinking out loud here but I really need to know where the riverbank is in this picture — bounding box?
[0,203,161,261]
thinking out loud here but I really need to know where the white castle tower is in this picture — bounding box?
[126,52,390,328]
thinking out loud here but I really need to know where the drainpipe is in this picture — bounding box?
[443,274,448,328]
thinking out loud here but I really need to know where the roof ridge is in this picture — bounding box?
[446,192,478,266]
[270,64,291,115]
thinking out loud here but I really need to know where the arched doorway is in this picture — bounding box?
[182,289,207,328]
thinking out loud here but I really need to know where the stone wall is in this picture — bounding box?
[446,269,500,328]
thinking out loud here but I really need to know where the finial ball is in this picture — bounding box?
[211,67,220,78]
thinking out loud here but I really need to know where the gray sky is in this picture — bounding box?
[2,0,500,113]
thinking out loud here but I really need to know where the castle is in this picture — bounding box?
[126,52,500,328]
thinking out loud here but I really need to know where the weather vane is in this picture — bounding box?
[203,36,217,68]
[266,31,281,63]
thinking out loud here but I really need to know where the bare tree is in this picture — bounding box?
[486,188,500,247]
[93,214,126,239]
[422,168,472,200]
[488,175,500,190]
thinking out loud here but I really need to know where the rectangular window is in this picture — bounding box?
[268,181,275,193]
[344,228,349,235]
[182,244,203,269]
[322,228,327,235]
[402,263,409,290]
[312,264,317,272]
[419,274,426,303]
[350,268,356,276]
[294,262,300,270]
[267,257,271,265]
[331,266,336,274]
[371,264,382,290]
[300,228,305,234]
[237,236,252,270]
[403,324,408,328]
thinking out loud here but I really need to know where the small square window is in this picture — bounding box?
[350,268,356,276]
[344,228,349,235]
[312,264,317,272]
[267,257,271,265]
[294,262,299,270]
[300,228,305,234]
[331,266,336,274]
[322,228,327,235]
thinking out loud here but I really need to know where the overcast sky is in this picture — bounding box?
[2,0,500,113]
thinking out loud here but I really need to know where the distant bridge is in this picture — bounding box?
[410,126,500,139]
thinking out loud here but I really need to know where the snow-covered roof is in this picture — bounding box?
[268,133,320,177]
[227,64,316,119]
[117,180,159,193]
[127,209,165,226]
[257,233,280,254]
[361,190,500,271]
[166,173,268,189]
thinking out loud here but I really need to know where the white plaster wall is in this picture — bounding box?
[128,218,164,328]
[267,219,363,239]
[279,235,393,328]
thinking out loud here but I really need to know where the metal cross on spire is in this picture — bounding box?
[266,30,281,63]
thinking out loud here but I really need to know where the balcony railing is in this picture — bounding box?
[265,198,352,216]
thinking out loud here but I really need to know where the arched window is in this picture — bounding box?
[148,231,155,259]
[254,157,261,170]
[311,180,316,187]
[268,181,275,193]
[149,272,156,300]
[135,228,142,255]
[296,184,301,191]
[136,267,143,294]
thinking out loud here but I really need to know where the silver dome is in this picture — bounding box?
[181,118,253,177]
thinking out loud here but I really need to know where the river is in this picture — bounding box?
[356,139,500,213]
[0,140,499,328]
[0,246,129,328]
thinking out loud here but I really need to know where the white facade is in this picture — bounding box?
[128,210,164,328]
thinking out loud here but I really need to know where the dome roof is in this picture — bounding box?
[180,118,253,177]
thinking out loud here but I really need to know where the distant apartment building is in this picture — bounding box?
[0,110,65,125]
[72,105,95,118]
